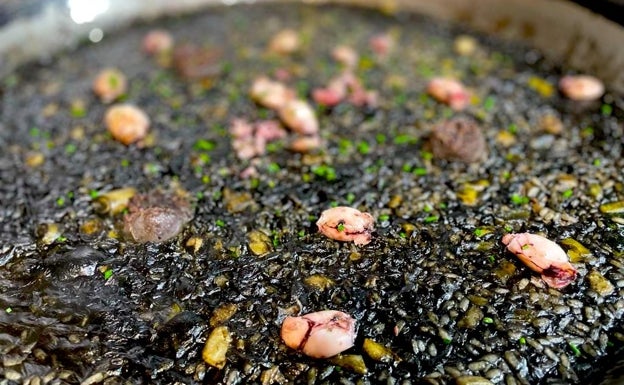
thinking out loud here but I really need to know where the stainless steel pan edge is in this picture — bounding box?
[1,0,623,94]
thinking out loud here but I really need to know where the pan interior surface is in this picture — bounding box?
[0,2,623,384]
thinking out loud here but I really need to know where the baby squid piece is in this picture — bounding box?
[250,76,295,110]
[254,120,287,142]
[289,135,322,153]
[123,190,194,244]
[316,206,375,246]
[559,75,604,101]
[369,32,394,57]
[281,310,356,359]
[312,77,347,107]
[142,29,173,55]
[331,45,359,69]
[502,233,578,289]
[426,77,470,111]
[278,99,319,135]
[429,118,487,163]
[268,29,301,55]
[93,68,127,103]
[172,43,222,80]
[104,104,150,145]
[250,77,294,110]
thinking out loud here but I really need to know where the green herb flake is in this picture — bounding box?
[5,307,12,313]
[504,225,513,232]
[202,175,210,184]
[421,151,433,160]
[417,63,434,78]
[394,93,407,105]
[521,244,531,250]
[215,219,226,228]
[267,162,281,173]
[581,126,594,137]
[483,96,496,111]
[488,255,496,263]
[221,61,233,74]
[266,142,280,153]
[103,269,113,280]
[511,193,529,205]
[64,143,77,154]
[483,317,494,324]
[402,164,412,172]
[413,167,427,176]
[89,190,99,199]
[562,189,573,199]
[442,338,452,345]
[424,215,439,223]
[394,134,418,145]
[311,165,337,181]
[338,139,353,154]
[298,230,305,237]
[70,104,86,118]
[196,191,204,200]
[569,343,581,357]
[120,159,130,167]
[108,73,120,88]
[330,201,339,208]
[601,104,613,116]
[56,197,65,206]
[593,159,602,167]
[193,139,216,151]
[508,123,518,134]
[56,236,67,243]
[474,228,485,237]
[379,214,390,222]
[357,141,371,154]
[337,223,345,232]
[296,80,310,98]
[346,192,356,204]
[376,133,387,144]
[198,153,211,164]
[519,337,527,345]
[257,108,270,119]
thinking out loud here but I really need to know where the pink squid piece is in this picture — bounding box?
[369,33,394,57]
[123,191,194,244]
[502,233,578,289]
[289,135,322,153]
[312,86,345,107]
[331,45,359,69]
[249,76,295,110]
[142,29,173,55]
[316,206,375,246]
[426,77,470,111]
[281,310,356,359]
[559,75,604,101]
[278,99,319,135]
